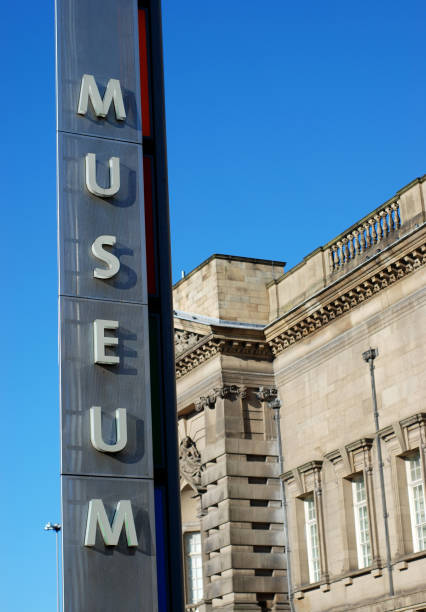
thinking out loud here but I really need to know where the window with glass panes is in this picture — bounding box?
[184,532,203,605]
[304,495,321,582]
[406,451,426,552]
[352,474,372,568]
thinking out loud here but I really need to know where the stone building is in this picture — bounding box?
[173,176,426,611]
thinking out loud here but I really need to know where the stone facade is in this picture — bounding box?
[174,175,426,611]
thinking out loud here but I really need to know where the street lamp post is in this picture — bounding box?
[362,348,394,597]
[44,522,62,612]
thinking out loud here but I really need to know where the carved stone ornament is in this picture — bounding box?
[255,386,278,402]
[214,384,247,400]
[194,394,217,412]
[174,329,202,358]
[179,436,205,495]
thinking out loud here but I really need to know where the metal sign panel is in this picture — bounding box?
[56,0,160,609]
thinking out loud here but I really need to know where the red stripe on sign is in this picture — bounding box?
[143,155,156,295]
[138,9,151,138]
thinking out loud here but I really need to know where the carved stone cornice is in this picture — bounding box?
[266,240,425,357]
[175,335,272,379]
[283,460,324,496]
[174,329,204,358]
[298,460,324,475]
[174,235,425,376]
[176,338,225,379]
[400,412,426,429]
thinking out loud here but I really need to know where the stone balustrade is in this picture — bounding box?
[267,175,425,320]
[328,200,401,272]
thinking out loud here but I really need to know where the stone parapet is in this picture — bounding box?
[267,175,426,319]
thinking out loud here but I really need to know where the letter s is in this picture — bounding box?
[91,235,120,279]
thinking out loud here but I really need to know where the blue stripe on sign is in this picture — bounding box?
[155,486,168,612]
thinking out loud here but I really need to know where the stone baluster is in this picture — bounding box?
[384,206,393,234]
[379,210,388,238]
[328,247,336,272]
[347,233,355,261]
[363,222,371,248]
[341,238,348,264]
[369,218,377,244]
[358,226,366,253]
[391,201,401,229]
[374,214,383,242]
[335,241,343,266]
[353,229,361,255]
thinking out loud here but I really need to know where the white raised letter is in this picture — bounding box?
[92,235,120,279]
[90,406,127,453]
[85,153,120,198]
[94,320,119,365]
[84,499,138,547]
[77,74,126,120]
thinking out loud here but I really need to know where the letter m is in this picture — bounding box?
[84,499,138,547]
[77,74,126,121]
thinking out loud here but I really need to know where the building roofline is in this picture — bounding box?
[173,308,265,330]
[173,254,286,290]
[266,174,426,288]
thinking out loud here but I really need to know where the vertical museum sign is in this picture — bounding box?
[56,1,157,610]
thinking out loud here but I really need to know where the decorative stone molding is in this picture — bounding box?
[345,438,374,474]
[194,385,247,412]
[175,336,273,379]
[381,412,426,454]
[176,339,225,379]
[174,240,425,376]
[174,329,203,358]
[194,393,217,412]
[214,384,247,400]
[284,460,324,494]
[268,242,426,357]
[255,386,278,402]
[325,447,352,475]
[179,436,206,495]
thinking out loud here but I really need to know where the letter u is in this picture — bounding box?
[90,406,127,453]
[85,153,120,197]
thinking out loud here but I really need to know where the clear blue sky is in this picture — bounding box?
[1,1,425,610]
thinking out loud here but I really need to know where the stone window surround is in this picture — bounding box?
[326,438,382,578]
[288,413,426,593]
[290,416,426,599]
[380,412,426,562]
[289,439,383,598]
[348,439,382,572]
[268,413,426,600]
[283,460,330,594]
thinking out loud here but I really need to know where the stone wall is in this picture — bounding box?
[173,255,285,325]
